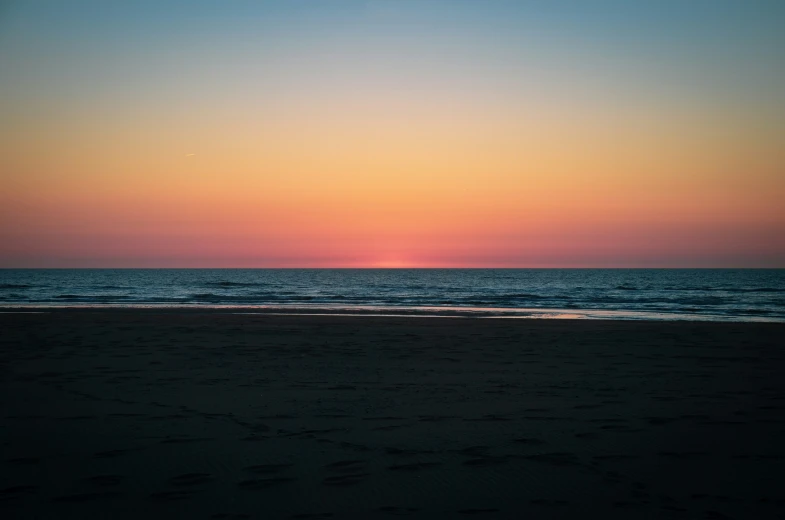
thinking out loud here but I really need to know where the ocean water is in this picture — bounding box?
[0,269,783,322]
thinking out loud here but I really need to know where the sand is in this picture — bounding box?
[1,310,784,519]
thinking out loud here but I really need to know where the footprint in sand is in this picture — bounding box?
[530,499,569,507]
[169,473,213,486]
[52,492,121,503]
[324,460,366,473]
[0,485,38,501]
[513,438,547,446]
[149,490,194,501]
[159,437,213,444]
[525,452,581,467]
[237,477,294,490]
[86,475,124,486]
[243,463,294,474]
[321,473,369,486]
[388,462,442,471]
[463,456,510,467]
[94,448,137,458]
[378,506,420,515]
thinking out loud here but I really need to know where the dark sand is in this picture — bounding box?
[1,311,784,519]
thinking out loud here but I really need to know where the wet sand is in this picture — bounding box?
[1,310,784,519]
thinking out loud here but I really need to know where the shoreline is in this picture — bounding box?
[2,304,783,323]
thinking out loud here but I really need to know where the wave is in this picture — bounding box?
[203,281,262,288]
[499,293,548,299]
[192,293,220,300]
[661,286,785,293]
[55,294,131,300]
[734,308,772,315]
[0,294,27,300]
[660,296,729,305]
[192,292,319,301]
[0,283,34,289]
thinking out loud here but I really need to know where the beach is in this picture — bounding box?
[1,310,784,519]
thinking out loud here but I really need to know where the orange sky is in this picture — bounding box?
[1,1,784,267]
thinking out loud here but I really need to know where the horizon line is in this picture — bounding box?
[2,266,784,270]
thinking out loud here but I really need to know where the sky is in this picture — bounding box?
[1,0,784,267]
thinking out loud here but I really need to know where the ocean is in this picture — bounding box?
[0,269,783,322]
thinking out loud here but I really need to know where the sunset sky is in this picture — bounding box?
[1,0,784,267]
